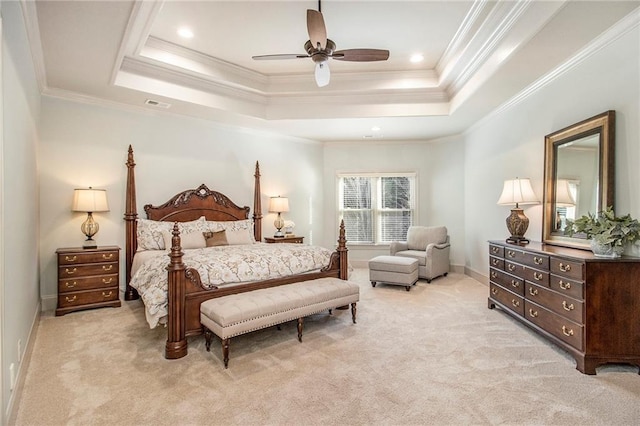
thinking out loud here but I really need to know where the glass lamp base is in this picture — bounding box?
[83,238,97,249]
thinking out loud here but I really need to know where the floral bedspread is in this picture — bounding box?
[130,243,333,328]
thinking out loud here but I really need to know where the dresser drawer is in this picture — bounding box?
[490,283,524,316]
[489,255,504,270]
[525,301,583,351]
[549,274,584,300]
[58,274,119,293]
[504,247,523,262]
[490,268,524,296]
[489,244,504,257]
[59,262,118,278]
[523,266,549,286]
[550,257,584,281]
[58,249,119,265]
[504,260,525,277]
[57,287,119,308]
[525,282,583,324]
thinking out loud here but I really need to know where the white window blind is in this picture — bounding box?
[338,173,416,244]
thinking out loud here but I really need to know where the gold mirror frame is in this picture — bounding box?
[542,111,615,249]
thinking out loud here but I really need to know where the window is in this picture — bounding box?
[338,173,416,244]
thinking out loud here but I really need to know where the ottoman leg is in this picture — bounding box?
[351,303,357,324]
[222,338,230,368]
[405,286,411,291]
[297,318,304,342]
[204,328,212,352]
[371,281,377,287]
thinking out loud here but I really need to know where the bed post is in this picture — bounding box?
[253,161,262,242]
[166,223,188,359]
[124,145,139,300]
[338,219,349,279]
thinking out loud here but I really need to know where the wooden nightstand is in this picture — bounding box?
[264,236,304,244]
[55,246,121,316]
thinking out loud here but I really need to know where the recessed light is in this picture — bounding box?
[177,27,194,39]
[371,126,381,132]
[410,54,424,63]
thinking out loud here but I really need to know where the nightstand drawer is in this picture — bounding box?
[59,262,118,278]
[57,287,119,308]
[57,248,119,265]
[58,274,119,293]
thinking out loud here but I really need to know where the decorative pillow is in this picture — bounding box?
[137,217,207,250]
[225,229,254,245]
[203,230,228,247]
[161,230,206,250]
[206,219,255,243]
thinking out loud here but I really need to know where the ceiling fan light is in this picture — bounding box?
[315,61,330,87]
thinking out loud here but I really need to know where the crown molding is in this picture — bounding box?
[20,0,48,92]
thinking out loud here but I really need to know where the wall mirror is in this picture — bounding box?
[542,110,615,249]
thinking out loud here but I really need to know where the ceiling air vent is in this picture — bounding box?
[145,99,171,108]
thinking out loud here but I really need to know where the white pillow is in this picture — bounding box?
[225,229,254,245]
[161,230,206,250]
[137,217,207,250]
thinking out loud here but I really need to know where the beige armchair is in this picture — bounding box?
[390,226,450,283]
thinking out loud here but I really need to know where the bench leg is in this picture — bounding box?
[351,302,357,324]
[297,318,304,342]
[222,338,230,369]
[204,328,213,352]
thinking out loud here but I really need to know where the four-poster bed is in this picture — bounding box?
[123,146,349,359]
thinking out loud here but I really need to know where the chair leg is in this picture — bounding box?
[351,303,357,324]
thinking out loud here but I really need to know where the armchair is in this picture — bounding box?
[390,226,450,283]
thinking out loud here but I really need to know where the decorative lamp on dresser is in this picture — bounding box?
[488,241,640,375]
[56,246,121,316]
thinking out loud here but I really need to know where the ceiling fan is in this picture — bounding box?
[252,0,390,87]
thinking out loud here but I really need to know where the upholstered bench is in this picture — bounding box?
[200,277,360,368]
[369,255,419,291]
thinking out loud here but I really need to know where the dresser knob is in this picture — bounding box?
[102,253,114,260]
[491,288,498,295]
[102,291,113,298]
[507,250,516,258]
[102,278,113,284]
[64,281,77,289]
[64,255,77,262]
[65,295,77,303]
[559,263,571,272]
[102,265,113,272]
[511,280,519,288]
[490,271,497,279]
[533,272,543,281]
[533,257,543,265]
[562,325,574,337]
[491,247,498,254]
[64,267,77,275]
[559,280,571,290]
[562,301,575,311]
[528,308,538,318]
[529,287,538,296]
[507,264,516,272]
[511,299,520,308]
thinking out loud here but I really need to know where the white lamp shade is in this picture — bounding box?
[497,178,539,206]
[269,196,289,213]
[72,188,109,212]
[555,179,576,207]
[314,61,330,87]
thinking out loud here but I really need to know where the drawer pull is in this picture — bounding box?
[562,301,575,311]
[102,278,113,284]
[102,253,114,260]
[102,265,113,272]
[65,295,77,303]
[507,250,516,258]
[528,308,538,318]
[562,326,574,337]
[64,255,77,262]
[102,291,113,298]
[507,264,516,272]
[64,268,77,275]
[491,288,498,295]
[559,263,571,272]
[559,280,571,290]
[533,256,543,265]
[529,287,538,296]
[491,259,499,266]
[64,281,77,289]
[511,279,519,288]
[533,272,543,281]
[511,299,520,308]
[491,247,499,254]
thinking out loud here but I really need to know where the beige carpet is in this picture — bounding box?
[12,269,640,425]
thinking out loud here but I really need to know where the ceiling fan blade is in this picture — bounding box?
[307,9,327,50]
[314,61,330,87]
[252,54,310,60]
[332,49,390,62]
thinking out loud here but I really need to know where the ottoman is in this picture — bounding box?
[369,255,419,291]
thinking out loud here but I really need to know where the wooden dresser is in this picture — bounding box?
[56,246,121,316]
[488,240,640,374]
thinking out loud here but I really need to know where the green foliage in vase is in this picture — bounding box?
[564,206,640,247]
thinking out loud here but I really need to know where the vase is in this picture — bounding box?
[590,240,623,258]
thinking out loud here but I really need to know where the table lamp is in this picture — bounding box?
[72,187,109,248]
[269,196,289,238]
[497,178,539,244]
